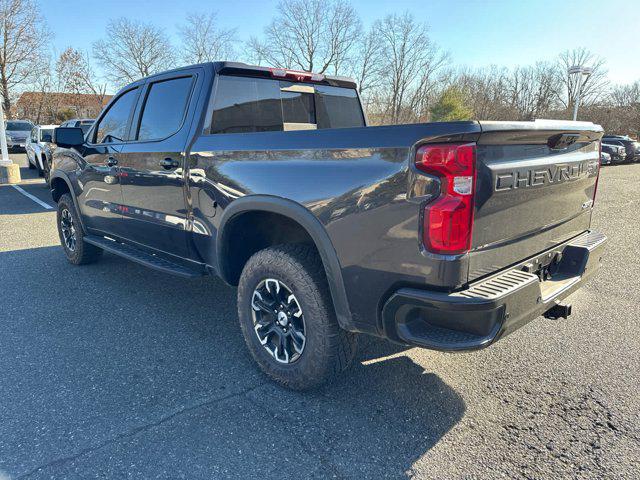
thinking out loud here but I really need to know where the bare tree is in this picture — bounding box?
[0,0,48,117]
[508,62,561,120]
[56,48,107,97]
[247,0,361,74]
[30,54,54,124]
[93,18,175,86]
[607,81,640,136]
[348,26,383,98]
[443,66,511,120]
[56,47,108,116]
[179,12,237,64]
[610,81,640,108]
[374,12,448,124]
[557,48,608,111]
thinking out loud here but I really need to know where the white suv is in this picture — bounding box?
[26,124,58,184]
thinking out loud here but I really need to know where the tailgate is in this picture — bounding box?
[469,120,602,281]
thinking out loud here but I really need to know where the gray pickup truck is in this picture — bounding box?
[50,62,606,389]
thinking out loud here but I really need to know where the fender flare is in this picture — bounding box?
[49,170,87,234]
[217,195,355,331]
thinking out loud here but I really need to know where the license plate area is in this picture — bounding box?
[520,248,564,281]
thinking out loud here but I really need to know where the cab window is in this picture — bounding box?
[136,76,193,141]
[94,88,139,144]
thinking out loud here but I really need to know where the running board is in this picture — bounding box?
[84,235,205,278]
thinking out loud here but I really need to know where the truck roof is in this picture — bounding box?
[137,61,358,90]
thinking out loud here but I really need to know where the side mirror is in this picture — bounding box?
[41,133,53,143]
[54,127,85,148]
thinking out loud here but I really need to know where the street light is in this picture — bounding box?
[568,65,593,121]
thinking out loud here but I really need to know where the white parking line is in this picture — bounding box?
[12,185,53,210]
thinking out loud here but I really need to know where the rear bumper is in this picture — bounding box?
[382,230,606,351]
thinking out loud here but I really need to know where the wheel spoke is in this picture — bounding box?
[289,326,305,354]
[256,298,277,315]
[275,331,289,363]
[287,294,302,317]
[254,323,276,344]
[265,278,280,296]
[251,292,277,316]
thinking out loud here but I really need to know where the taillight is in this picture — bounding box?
[415,143,476,255]
[269,68,325,82]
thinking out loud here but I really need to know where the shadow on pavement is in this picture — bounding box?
[0,246,464,479]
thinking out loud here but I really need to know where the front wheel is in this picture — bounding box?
[56,194,103,265]
[237,244,357,390]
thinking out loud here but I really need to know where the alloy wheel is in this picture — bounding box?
[251,278,306,364]
[60,208,77,252]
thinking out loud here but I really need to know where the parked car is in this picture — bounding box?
[602,135,638,162]
[600,151,611,165]
[59,118,94,135]
[4,120,34,152]
[602,142,627,164]
[26,124,58,183]
[50,62,606,390]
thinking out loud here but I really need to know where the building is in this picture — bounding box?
[13,92,112,124]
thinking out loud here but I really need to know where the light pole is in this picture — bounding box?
[568,65,593,121]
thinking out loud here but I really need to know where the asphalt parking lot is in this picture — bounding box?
[1,153,639,479]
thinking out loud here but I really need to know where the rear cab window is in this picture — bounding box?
[210,75,365,135]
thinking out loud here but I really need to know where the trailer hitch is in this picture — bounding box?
[544,303,572,320]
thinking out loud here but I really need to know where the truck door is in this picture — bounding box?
[115,69,202,259]
[76,86,141,237]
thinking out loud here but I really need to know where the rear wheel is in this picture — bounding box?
[237,244,357,390]
[56,193,103,265]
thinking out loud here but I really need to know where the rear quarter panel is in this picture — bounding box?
[188,122,481,331]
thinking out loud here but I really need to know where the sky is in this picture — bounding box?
[44,0,640,91]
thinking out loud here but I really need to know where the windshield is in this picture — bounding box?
[41,128,54,140]
[6,121,33,131]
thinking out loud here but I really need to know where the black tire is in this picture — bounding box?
[56,193,103,265]
[237,244,357,390]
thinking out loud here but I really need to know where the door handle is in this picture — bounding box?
[160,158,179,169]
[106,156,118,167]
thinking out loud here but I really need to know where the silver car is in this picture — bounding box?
[26,124,58,183]
[5,120,34,151]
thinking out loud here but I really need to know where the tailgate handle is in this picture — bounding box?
[547,133,581,150]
